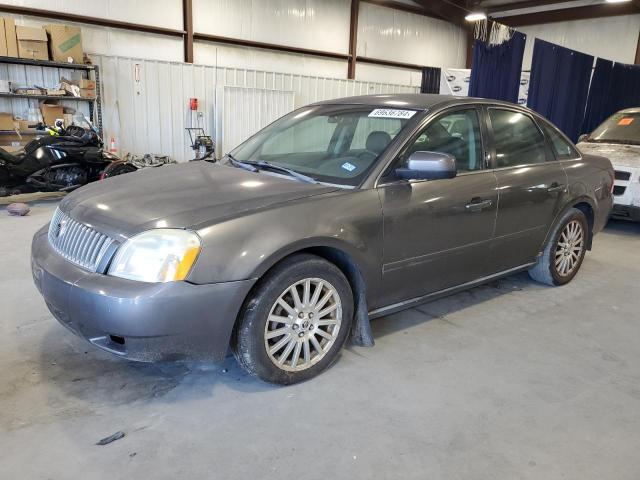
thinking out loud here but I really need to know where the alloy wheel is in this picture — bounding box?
[554,220,584,277]
[264,278,342,372]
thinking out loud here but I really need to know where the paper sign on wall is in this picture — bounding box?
[368,109,417,119]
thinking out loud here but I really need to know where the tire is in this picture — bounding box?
[529,208,588,286]
[232,253,353,385]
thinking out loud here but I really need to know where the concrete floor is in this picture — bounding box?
[1,201,640,480]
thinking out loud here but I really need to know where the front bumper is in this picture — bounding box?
[31,225,255,362]
[611,204,640,222]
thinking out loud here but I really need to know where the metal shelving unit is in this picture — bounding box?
[0,56,103,136]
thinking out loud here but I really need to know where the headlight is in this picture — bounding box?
[108,229,201,283]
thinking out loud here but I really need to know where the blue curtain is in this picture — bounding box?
[581,58,614,134]
[609,63,640,113]
[527,39,594,142]
[581,60,640,135]
[420,67,441,94]
[468,31,526,103]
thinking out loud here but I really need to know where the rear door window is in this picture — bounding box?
[539,120,580,160]
[489,109,547,168]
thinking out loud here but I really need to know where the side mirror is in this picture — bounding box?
[577,134,589,143]
[395,151,457,181]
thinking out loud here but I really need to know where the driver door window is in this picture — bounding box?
[402,109,484,173]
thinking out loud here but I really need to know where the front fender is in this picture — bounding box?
[188,189,384,299]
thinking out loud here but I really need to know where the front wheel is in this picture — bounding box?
[232,254,353,385]
[529,208,588,286]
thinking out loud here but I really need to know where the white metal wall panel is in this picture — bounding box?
[194,43,348,79]
[222,86,294,153]
[357,2,467,69]
[90,54,418,162]
[1,0,183,29]
[519,15,640,69]
[355,62,422,87]
[193,0,350,54]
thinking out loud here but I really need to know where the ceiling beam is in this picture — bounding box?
[486,0,577,15]
[362,0,468,25]
[361,0,450,21]
[413,0,468,25]
[497,2,640,26]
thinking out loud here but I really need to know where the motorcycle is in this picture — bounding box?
[0,123,136,196]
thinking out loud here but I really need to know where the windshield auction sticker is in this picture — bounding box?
[369,109,417,119]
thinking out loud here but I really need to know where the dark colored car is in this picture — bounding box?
[31,94,614,384]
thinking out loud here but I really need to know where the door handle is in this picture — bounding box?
[465,198,493,212]
[547,183,566,193]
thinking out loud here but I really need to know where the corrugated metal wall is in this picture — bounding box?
[90,54,419,162]
[222,86,295,153]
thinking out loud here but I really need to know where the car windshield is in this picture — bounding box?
[226,104,419,187]
[589,112,640,145]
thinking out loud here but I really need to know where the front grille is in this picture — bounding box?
[614,170,631,181]
[48,207,115,272]
[613,185,627,196]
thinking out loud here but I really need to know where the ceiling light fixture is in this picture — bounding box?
[465,12,487,21]
[605,0,631,3]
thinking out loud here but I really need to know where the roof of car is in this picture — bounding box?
[619,107,640,114]
[311,93,526,111]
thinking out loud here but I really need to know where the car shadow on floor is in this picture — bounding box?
[33,272,544,404]
[34,327,276,409]
[604,218,640,235]
[366,271,543,341]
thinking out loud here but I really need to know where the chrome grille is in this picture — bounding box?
[48,207,115,272]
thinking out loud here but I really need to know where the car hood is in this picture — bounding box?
[60,162,339,238]
[577,141,640,169]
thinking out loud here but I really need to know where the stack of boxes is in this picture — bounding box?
[0,19,90,142]
[0,17,84,63]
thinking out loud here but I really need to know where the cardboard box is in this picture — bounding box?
[40,102,63,126]
[16,119,37,132]
[16,26,48,61]
[0,145,24,153]
[80,88,95,99]
[0,112,15,131]
[45,25,83,64]
[79,78,95,89]
[0,19,7,56]
[4,18,18,57]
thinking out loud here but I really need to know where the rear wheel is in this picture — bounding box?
[232,254,353,385]
[529,208,588,286]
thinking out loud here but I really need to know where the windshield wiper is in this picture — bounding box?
[224,153,258,172]
[243,160,318,184]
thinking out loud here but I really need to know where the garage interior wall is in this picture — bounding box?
[0,0,470,85]
[518,15,640,69]
[90,54,418,162]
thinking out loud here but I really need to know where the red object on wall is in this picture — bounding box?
[190,98,198,111]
